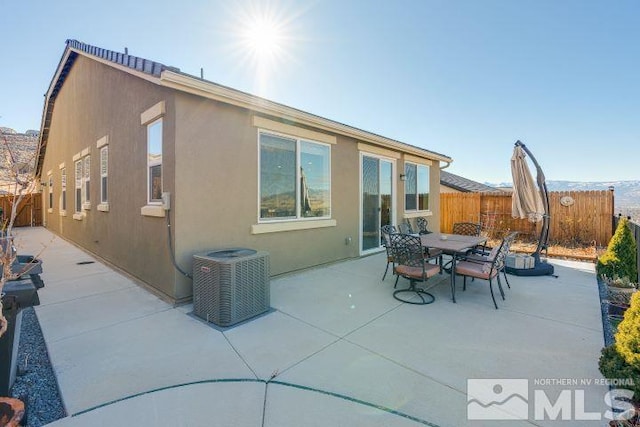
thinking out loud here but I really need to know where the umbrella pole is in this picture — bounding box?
[513,141,556,277]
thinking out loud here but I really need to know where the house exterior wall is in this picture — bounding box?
[172,93,363,298]
[40,54,445,302]
[39,56,178,299]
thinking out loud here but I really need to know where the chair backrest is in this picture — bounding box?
[380,225,397,248]
[452,222,481,236]
[416,217,431,234]
[389,233,423,268]
[484,232,518,275]
[398,220,414,234]
[503,231,518,251]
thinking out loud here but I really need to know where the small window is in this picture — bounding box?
[75,160,82,213]
[100,146,108,203]
[61,168,67,212]
[147,119,163,203]
[404,163,430,212]
[48,176,53,209]
[83,155,90,206]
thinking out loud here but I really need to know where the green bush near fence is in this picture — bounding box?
[596,217,638,282]
[616,292,640,367]
[600,292,640,400]
[599,346,640,400]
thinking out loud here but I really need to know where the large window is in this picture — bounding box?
[404,163,430,211]
[100,146,108,204]
[147,119,163,203]
[259,132,330,220]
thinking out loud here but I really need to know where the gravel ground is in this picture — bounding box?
[10,307,66,426]
[597,277,616,348]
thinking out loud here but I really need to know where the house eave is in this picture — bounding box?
[36,48,79,177]
[159,70,452,163]
[36,41,453,177]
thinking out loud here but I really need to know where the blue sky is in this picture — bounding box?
[1,0,638,184]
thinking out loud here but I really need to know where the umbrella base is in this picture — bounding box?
[505,260,555,276]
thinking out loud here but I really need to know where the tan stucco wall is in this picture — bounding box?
[172,93,363,298]
[171,92,444,299]
[39,56,178,300]
[40,54,444,302]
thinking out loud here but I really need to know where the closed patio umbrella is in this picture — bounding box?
[508,140,555,276]
[511,145,544,222]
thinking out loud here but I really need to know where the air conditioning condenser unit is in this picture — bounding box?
[192,248,270,327]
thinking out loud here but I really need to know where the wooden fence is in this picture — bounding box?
[0,193,42,228]
[440,190,614,247]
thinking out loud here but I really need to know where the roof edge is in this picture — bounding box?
[160,70,452,163]
[36,39,453,176]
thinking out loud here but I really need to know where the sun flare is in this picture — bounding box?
[227,2,302,95]
[243,18,283,58]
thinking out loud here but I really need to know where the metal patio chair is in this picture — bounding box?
[398,219,414,234]
[453,234,511,309]
[380,225,397,281]
[452,222,482,236]
[416,217,432,235]
[389,233,439,305]
[464,231,518,289]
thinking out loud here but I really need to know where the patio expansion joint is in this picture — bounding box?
[338,338,547,427]
[269,301,409,380]
[35,281,140,309]
[500,306,603,334]
[45,306,175,345]
[221,331,260,380]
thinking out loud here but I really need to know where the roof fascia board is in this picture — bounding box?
[44,49,73,100]
[159,70,452,163]
[68,47,161,85]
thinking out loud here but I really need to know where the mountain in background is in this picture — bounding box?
[0,127,39,191]
[487,179,640,220]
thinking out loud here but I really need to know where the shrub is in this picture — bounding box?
[616,292,640,367]
[600,292,640,401]
[599,345,640,401]
[597,218,638,283]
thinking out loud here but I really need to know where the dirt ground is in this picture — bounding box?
[488,239,602,262]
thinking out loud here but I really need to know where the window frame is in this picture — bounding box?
[147,118,163,205]
[258,130,332,223]
[48,175,53,211]
[60,167,67,213]
[100,145,108,204]
[74,159,83,214]
[404,161,431,212]
[83,155,91,208]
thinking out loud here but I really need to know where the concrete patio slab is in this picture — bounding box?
[13,227,614,426]
[223,310,339,379]
[47,382,266,426]
[35,285,170,343]
[271,260,441,337]
[33,271,137,306]
[47,308,255,414]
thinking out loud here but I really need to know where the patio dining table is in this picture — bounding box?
[419,232,488,303]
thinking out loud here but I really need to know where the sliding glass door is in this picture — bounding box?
[361,154,394,253]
